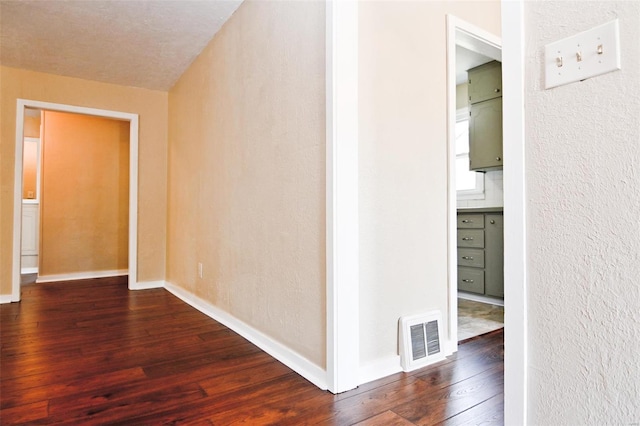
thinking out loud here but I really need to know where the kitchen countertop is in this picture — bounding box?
[457,207,503,213]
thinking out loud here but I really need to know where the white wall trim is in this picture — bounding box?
[358,355,402,386]
[20,267,38,274]
[0,295,14,304]
[36,269,128,284]
[12,99,139,302]
[446,15,502,354]
[326,0,360,394]
[164,281,328,391]
[130,280,165,290]
[458,291,504,307]
[502,1,528,423]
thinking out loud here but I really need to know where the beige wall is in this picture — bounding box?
[0,66,168,294]
[39,111,129,276]
[358,1,501,365]
[22,115,41,199]
[167,1,326,367]
[22,140,38,200]
[24,115,40,138]
[524,1,640,423]
[456,83,468,110]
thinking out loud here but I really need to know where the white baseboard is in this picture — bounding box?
[0,295,14,304]
[164,281,328,390]
[458,291,504,307]
[130,280,165,290]
[358,355,403,386]
[21,267,38,274]
[36,269,128,283]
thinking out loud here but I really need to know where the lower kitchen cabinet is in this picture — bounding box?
[457,211,503,299]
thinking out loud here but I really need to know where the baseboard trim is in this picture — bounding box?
[36,269,128,283]
[0,295,14,304]
[359,355,403,386]
[164,281,328,390]
[130,280,165,290]
[458,291,504,307]
[21,267,38,274]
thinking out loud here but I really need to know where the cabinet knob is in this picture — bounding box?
[494,88,501,93]
[462,237,474,241]
[462,219,473,223]
[496,157,501,161]
[462,279,474,283]
[462,256,474,260]
[490,220,495,224]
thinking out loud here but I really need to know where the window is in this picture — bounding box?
[455,108,484,199]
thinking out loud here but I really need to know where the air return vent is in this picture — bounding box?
[399,311,445,372]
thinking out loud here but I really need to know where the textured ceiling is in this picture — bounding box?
[0,0,243,91]
[456,45,493,85]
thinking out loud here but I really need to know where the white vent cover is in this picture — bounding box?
[399,311,445,372]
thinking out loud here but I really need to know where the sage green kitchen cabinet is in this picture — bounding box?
[484,213,504,298]
[457,211,503,299]
[468,61,502,104]
[468,61,503,172]
[469,97,502,171]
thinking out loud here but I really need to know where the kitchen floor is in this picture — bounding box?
[458,297,504,341]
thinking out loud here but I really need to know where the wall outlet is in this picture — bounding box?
[198,262,203,279]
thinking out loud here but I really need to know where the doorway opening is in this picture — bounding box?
[446,17,503,346]
[11,100,139,301]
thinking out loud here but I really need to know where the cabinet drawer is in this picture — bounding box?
[458,267,485,294]
[457,229,484,248]
[457,214,484,229]
[458,248,484,268]
[468,61,502,104]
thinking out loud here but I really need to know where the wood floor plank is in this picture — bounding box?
[354,410,416,426]
[0,400,49,424]
[0,279,504,424]
[440,393,504,426]
[394,366,504,425]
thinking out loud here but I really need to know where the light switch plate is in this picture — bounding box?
[545,19,621,89]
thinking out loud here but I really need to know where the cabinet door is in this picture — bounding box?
[484,213,504,298]
[469,97,503,171]
[22,204,39,255]
[468,61,502,104]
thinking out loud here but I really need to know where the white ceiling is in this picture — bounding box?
[0,0,243,91]
[456,45,493,85]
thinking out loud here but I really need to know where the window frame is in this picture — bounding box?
[455,107,485,200]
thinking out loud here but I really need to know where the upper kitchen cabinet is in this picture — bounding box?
[468,61,502,104]
[468,61,503,172]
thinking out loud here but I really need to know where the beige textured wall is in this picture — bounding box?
[0,66,168,294]
[524,1,640,423]
[40,111,129,276]
[167,1,326,367]
[456,83,468,110]
[24,115,40,138]
[22,115,41,199]
[359,1,501,365]
[22,140,38,200]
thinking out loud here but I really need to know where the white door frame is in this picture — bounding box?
[11,99,140,301]
[501,1,528,423]
[446,15,502,355]
[325,0,359,394]
[447,8,528,423]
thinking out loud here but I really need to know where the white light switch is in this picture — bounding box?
[545,19,621,89]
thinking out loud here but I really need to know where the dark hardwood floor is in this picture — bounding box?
[1,277,503,425]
